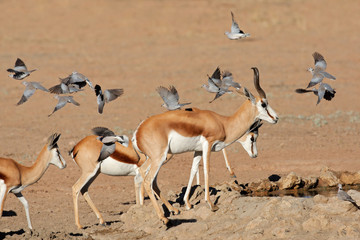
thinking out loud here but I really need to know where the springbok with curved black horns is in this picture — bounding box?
[70,129,146,229]
[133,67,278,225]
[0,133,66,230]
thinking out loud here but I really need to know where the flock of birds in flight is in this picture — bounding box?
[7,58,124,116]
[6,12,336,119]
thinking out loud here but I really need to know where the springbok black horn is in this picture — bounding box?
[251,67,266,99]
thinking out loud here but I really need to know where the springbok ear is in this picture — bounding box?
[48,133,61,150]
[243,87,256,105]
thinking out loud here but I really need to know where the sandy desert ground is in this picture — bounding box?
[0,0,360,239]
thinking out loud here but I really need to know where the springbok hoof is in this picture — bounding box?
[76,224,84,229]
[99,219,105,226]
[161,217,169,226]
[211,205,219,212]
[172,208,180,215]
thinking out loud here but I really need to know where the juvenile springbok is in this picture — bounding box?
[0,133,66,230]
[187,120,262,210]
[70,134,146,229]
[133,67,278,225]
[188,107,262,179]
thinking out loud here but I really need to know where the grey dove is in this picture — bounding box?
[94,84,124,114]
[225,12,250,40]
[296,82,336,105]
[48,95,80,116]
[337,184,360,209]
[17,81,49,105]
[91,126,129,161]
[202,67,241,103]
[156,85,191,110]
[7,58,37,80]
[307,52,336,88]
[49,71,92,94]
[49,82,83,94]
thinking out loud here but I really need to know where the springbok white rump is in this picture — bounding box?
[133,67,278,225]
[0,133,66,230]
[70,135,146,229]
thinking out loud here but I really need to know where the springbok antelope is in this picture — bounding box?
[132,67,278,225]
[187,120,262,210]
[188,107,262,179]
[0,133,66,230]
[71,124,261,228]
[70,134,146,229]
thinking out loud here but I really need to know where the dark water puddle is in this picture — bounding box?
[246,185,360,198]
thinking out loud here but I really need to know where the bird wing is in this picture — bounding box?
[320,71,336,80]
[209,90,227,103]
[49,84,64,94]
[68,96,80,106]
[156,86,178,108]
[312,52,327,70]
[320,83,336,101]
[15,58,26,67]
[210,67,221,82]
[316,84,326,105]
[60,72,87,87]
[222,71,241,89]
[69,72,87,83]
[169,85,180,102]
[230,12,244,34]
[97,94,105,114]
[17,85,36,105]
[104,89,124,103]
[307,72,324,88]
[98,143,116,161]
[85,78,94,89]
[321,83,334,92]
[92,127,115,137]
[207,78,220,93]
[31,82,49,92]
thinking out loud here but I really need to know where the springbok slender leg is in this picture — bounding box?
[72,165,102,229]
[134,170,144,205]
[152,176,180,215]
[14,192,32,229]
[222,149,236,178]
[184,151,202,210]
[202,141,218,212]
[141,151,169,225]
[0,180,8,217]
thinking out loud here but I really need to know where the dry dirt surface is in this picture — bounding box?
[1,0,360,239]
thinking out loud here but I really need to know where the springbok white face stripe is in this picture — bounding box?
[256,99,278,124]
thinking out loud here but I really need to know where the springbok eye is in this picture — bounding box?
[250,136,255,142]
[261,102,267,108]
